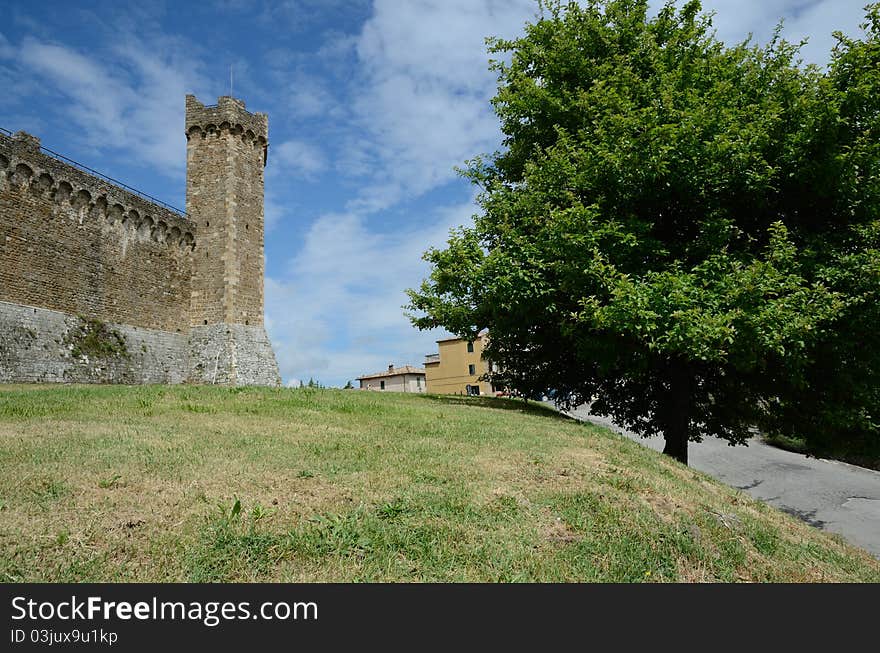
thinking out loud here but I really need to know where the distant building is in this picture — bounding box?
[424,332,496,396]
[357,364,426,392]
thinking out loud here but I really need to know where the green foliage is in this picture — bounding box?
[30,479,70,504]
[377,498,408,520]
[98,474,122,489]
[65,317,130,360]
[187,497,280,582]
[298,377,325,389]
[407,0,880,463]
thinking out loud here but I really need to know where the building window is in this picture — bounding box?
[468,364,476,375]
[467,341,474,353]
[380,380,385,390]
[417,377,422,388]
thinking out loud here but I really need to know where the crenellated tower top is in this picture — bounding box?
[185,95,268,165]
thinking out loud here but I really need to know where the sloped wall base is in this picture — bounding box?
[187,323,281,387]
[0,301,281,387]
[0,300,188,384]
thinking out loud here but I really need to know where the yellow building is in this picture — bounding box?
[424,332,495,395]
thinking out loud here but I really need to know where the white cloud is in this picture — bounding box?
[15,34,210,174]
[341,0,537,211]
[288,77,338,119]
[315,30,359,62]
[273,139,327,178]
[773,0,868,65]
[263,139,328,229]
[0,32,14,59]
[263,192,286,231]
[19,39,133,140]
[265,199,475,385]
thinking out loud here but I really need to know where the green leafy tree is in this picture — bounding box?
[407,0,880,464]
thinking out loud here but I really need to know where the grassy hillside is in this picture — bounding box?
[1,385,878,582]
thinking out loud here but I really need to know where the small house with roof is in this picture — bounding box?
[357,364,426,393]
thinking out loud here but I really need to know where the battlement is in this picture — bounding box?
[185,95,268,163]
[0,131,195,251]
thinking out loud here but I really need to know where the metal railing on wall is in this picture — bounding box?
[0,127,188,217]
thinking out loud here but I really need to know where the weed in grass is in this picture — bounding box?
[749,524,781,556]
[600,468,645,493]
[0,404,38,419]
[32,479,70,502]
[411,471,449,485]
[377,499,407,520]
[251,504,273,523]
[98,474,122,489]
[305,509,376,556]
[186,498,282,582]
[488,494,521,518]
[223,497,242,522]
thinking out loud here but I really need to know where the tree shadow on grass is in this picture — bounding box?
[414,394,571,420]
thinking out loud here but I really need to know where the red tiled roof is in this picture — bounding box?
[356,365,426,381]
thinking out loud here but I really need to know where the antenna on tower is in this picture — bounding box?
[229,64,234,96]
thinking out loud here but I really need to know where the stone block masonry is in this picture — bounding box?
[188,323,281,386]
[0,94,281,386]
[0,300,189,384]
[0,131,194,333]
[186,95,269,328]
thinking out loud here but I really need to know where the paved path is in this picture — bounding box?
[560,404,880,559]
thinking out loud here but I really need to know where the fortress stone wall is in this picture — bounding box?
[0,95,280,386]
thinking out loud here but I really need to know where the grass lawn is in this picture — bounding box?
[1,384,878,582]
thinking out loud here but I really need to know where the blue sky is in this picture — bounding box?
[0,0,871,386]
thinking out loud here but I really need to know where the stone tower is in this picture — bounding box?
[184,94,280,386]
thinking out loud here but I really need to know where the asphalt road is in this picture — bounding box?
[560,404,880,559]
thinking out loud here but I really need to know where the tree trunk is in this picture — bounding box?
[662,421,689,465]
[661,364,692,466]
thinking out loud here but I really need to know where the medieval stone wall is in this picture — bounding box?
[0,132,195,333]
[0,300,189,384]
[0,93,280,387]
